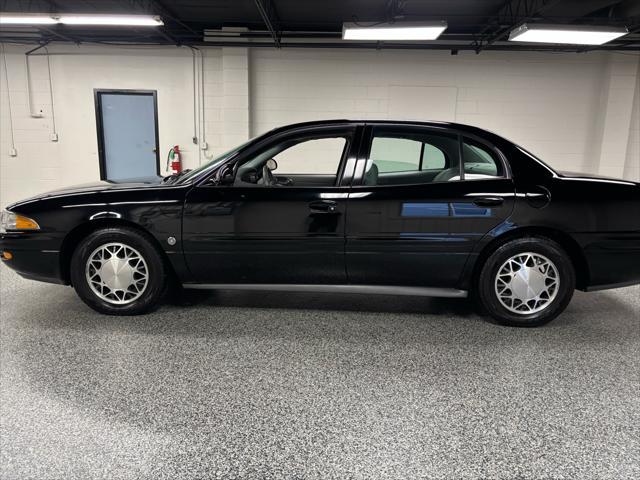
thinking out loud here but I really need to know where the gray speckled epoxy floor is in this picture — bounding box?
[0,268,638,480]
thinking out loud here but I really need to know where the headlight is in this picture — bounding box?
[0,210,40,233]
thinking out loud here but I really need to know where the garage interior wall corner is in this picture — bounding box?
[591,53,640,179]
[622,61,640,182]
[1,44,639,207]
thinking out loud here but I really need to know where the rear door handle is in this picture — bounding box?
[473,196,504,207]
[309,200,339,214]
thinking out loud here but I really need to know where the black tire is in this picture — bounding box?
[70,227,167,315]
[476,236,575,327]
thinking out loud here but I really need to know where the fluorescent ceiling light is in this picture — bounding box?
[59,14,163,26]
[342,21,447,41]
[509,23,628,45]
[0,13,163,26]
[0,14,57,24]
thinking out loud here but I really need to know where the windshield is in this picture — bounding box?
[175,138,255,184]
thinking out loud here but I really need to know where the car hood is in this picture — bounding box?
[6,177,167,209]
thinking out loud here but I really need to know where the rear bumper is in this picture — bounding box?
[0,233,65,285]
[574,232,640,291]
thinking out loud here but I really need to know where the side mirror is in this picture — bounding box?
[210,164,235,185]
[266,158,278,171]
[220,172,235,185]
[240,168,259,184]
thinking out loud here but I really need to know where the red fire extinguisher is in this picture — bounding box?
[166,145,182,174]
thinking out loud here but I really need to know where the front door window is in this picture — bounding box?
[235,134,351,188]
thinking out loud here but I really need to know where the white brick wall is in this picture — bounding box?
[250,48,639,179]
[1,44,639,207]
[1,44,225,206]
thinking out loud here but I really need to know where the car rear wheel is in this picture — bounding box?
[477,237,575,327]
[70,227,167,315]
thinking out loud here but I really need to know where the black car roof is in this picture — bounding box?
[267,119,509,144]
[262,119,562,178]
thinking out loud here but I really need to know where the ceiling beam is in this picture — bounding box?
[474,0,562,52]
[542,0,622,21]
[121,0,199,42]
[615,0,640,17]
[3,35,638,51]
[254,0,281,48]
[147,0,199,36]
[181,40,640,51]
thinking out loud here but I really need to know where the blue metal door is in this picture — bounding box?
[97,91,159,181]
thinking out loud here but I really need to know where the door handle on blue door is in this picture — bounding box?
[309,200,339,214]
[473,196,504,207]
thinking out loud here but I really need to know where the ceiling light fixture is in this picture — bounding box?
[508,23,628,45]
[342,21,447,41]
[59,15,163,26]
[0,14,57,24]
[0,13,163,26]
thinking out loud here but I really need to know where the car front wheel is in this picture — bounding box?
[477,236,575,327]
[70,227,167,315]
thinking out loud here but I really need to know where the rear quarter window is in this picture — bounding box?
[462,138,504,179]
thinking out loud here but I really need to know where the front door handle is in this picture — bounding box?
[309,200,339,214]
[473,196,504,207]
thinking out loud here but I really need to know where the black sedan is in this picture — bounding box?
[2,120,639,326]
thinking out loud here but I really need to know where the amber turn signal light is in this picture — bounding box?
[14,215,40,230]
[1,251,12,260]
[1,210,40,232]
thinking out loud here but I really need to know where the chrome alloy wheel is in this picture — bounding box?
[85,243,149,305]
[494,252,559,315]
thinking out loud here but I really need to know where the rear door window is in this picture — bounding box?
[365,128,460,186]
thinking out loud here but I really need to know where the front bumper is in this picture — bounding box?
[0,233,65,285]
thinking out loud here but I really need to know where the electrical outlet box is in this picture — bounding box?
[9,148,17,157]
[201,142,208,150]
[50,132,58,142]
